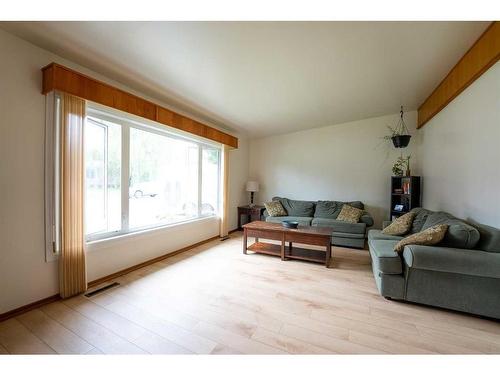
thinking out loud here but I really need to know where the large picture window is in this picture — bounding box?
[84,107,221,241]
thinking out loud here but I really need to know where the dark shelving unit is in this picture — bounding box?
[390,176,421,220]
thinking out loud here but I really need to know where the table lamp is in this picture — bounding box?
[246,181,259,207]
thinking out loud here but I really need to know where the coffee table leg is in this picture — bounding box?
[243,228,248,254]
[325,239,331,267]
[281,234,285,261]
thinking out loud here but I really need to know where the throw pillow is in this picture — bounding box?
[336,204,364,224]
[382,212,415,236]
[393,224,448,253]
[264,201,287,217]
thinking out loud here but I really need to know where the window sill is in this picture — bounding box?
[85,215,220,251]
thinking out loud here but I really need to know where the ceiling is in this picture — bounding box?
[1,21,490,137]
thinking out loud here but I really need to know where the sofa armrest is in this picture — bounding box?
[402,244,500,279]
[262,209,269,218]
[360,212,374,227]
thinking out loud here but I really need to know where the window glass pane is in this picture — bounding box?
[202,148,220,216]
[84,118,121,235]
[129,127,199,229]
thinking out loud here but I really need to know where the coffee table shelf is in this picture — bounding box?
[286,247,326,263]
[247,242,281,256]
[247,242,326,264]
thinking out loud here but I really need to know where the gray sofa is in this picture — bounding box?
[368,208,500,319]
[263,197,374,248]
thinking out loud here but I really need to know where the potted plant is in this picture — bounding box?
[392,154,411,176]
[383,106,411,148]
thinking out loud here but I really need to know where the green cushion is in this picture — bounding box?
[314,200,343,218]
[311,218,366,234]
[368,240,403,274]
[359,213,374,227]
[272,197,315,217]
[265,216,313,226]
[422,212,480,249]
[314,200,365,219]
[368,229,404,242]
[409,207,432,233]
[475,223,500,253]
[331,231,365,239]
[403,245,500,278]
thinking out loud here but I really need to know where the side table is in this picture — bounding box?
[237,205,265,230]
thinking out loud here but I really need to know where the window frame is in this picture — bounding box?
[85,105,222,243]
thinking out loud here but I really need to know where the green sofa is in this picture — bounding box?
[263,197,374,248]
[368,208,500,319]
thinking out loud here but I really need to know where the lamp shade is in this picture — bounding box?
[246,181,259,192]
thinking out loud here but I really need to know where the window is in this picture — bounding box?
[84,117,121,236]
[84,107,221,241]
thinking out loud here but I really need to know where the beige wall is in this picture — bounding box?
[418,61,500,227]
[249,111,420,228]
[0,29,248,313]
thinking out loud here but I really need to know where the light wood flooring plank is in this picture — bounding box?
[16,309,95,354]
[40,302,146,354]
[0,318,56,354]
[0,343,10,354]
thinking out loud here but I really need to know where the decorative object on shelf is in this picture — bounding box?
[394,204,404,212]
[246,181,259,207]
[281,220,299,229]
[392,154,411,177]
[383,106,412,148]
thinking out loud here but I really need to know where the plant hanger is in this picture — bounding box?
[391,106,411,148]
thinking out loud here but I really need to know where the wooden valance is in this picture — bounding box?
[418,22,500,128]
[42,63,238,148]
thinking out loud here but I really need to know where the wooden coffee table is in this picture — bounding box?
[242,221,333,267]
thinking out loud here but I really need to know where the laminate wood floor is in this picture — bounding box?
[1,232,499,354]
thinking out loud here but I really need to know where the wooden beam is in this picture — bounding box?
[41,63,238,148]
[417,22,500,128]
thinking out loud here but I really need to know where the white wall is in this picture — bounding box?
[418,61,500,227]
[0,29,248,313]
[249,111,420,228]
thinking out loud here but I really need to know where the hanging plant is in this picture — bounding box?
[383,106,411,148]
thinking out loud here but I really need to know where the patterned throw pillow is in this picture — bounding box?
[264,201,287,217]
[393,224,448,253]
[337,204,364,224]
[382,212,415,236]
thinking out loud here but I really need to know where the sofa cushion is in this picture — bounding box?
[265,216,313,226]
[264,201,287,217]
[422,212,480,249]
[311,218,366,234]
[369,240,403,274]
[403,244,500,278]
[331,231,365,239]
[368,229,404,242]
[382,212,415,236]
[475,223,500,253]
[314,200,365,219]
[394,224,448,253]
[359,213,374,227]
[337,204,364,223]
[409,207,432,233]
[272,197,315,217]
[314,200,342,218]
